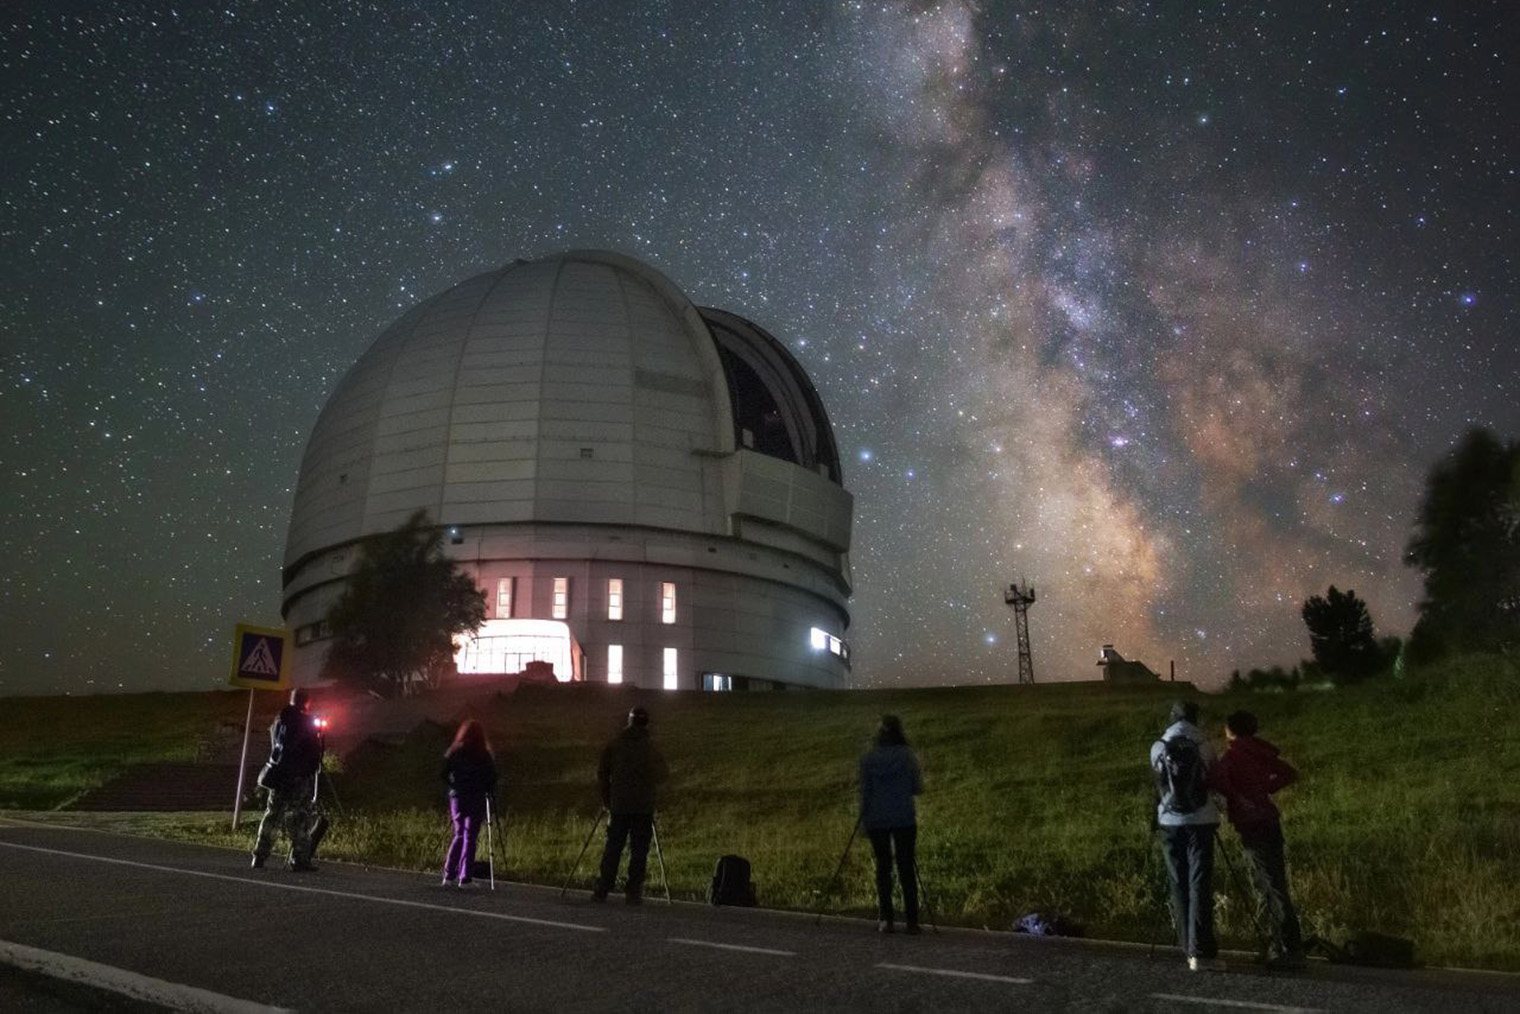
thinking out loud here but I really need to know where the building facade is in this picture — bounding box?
[281,250,854,690]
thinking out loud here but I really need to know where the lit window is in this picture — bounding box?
[496,578,513,619]
[552,577,569,620]
[660,582,676,624]
[607,578,623,621]
[607,644,623,685]
[829,635,843,656]
[663,647,678,690]
[810,627,828,651]
[704,673,732,692]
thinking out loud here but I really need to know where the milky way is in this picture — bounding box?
[2,2,1515,694]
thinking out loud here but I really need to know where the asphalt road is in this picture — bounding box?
[1,819,1515,1013]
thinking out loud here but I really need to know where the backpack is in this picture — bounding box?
[1155,735,1209,815]
[707,855,757,907]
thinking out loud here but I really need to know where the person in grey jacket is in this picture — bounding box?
[860,714,923,934]
[1150,700,1223,971]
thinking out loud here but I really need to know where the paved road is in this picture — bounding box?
[1,820,1515,1013]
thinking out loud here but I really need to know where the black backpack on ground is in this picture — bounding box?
[1154,735,1209,815]
[707,855,757,907]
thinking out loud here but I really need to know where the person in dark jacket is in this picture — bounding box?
[252,688,324,871]
[441,719,499,889]
[860,714,923,934]
[1210,710,1306,967]
[593,706,669,904]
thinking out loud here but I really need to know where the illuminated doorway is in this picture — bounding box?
[454,619,582,681]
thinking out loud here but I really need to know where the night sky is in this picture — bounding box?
[3,2,1516,696]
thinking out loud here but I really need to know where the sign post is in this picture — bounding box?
[228,623,291,829]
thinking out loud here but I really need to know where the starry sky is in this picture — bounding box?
[3,1,1516,696]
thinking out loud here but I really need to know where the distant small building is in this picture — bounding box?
[1096,644,1161,682]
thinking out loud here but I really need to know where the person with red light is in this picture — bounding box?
[441,719,498,888]
[251,687,325,871]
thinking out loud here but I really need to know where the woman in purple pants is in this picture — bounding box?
[441,719,498,889]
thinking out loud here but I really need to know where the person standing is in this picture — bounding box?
[1211,710,1306,968]
[1150,700,1223,971]
[252,688,324,871]
[593,706,668,904]
[860,714,923,935]
[441,719,499,889]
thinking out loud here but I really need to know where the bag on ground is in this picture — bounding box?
[707,854,757,907]
[1309,932,1417,968]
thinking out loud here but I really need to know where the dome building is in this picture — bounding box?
[281,250,854,690]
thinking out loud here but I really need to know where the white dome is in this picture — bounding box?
[286,250,747,568]
[282,250,854,690]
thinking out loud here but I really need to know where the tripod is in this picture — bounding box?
[558,809,671,903]
[1146,826,1179,960]
[911,856,940,934]
[813,817,861,925]
[651,813,672,904]
[484,797,509,890]
[559,808,607,900]
[1216,831,1272,957]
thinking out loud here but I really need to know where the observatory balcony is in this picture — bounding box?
[720,448,853,555]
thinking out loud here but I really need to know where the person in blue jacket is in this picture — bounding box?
[860,714,924,934]
[441,719,498,889]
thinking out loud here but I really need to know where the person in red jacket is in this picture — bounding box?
[1210,710,1306,968]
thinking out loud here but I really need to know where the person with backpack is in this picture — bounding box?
[251,688,325,871]
[860,714,923,935]
[1210,710,1306,968]
[441,718,498,889]
[593,706,669,905]
[1150,700,1222,971]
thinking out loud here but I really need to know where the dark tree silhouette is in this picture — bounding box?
[1404,428,1520,660]
[1301,585,1386,682]
[321,510,486,697]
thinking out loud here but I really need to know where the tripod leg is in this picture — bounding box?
[813,817,861,926]
[1217,833,1270,956]
[913,858,939,934]
[651,814,671,904]
[1147,829,1176,960]
[559,809,606,900]
[486,798,496,891]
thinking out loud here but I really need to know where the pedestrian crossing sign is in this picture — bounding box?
[230,623,290,690]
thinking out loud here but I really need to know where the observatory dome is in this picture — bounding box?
[282,250,854,690]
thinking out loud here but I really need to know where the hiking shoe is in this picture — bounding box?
[1188,956,1227,972]
[591,887,609,903]
[289,859,318,873]
[878,920,894,935]
[250,854,267,870]
[456,879,480,890]
[440,878,457,888]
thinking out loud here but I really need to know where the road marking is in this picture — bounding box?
[877,962,1034,984]
[0,840,603,934]
[668,937,796,956]
[0,938,292,1014]
[1150,994,1326,1014]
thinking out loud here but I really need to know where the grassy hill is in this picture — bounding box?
[2,655,1516,970]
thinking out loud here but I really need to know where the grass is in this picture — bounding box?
[2,655,1517,970]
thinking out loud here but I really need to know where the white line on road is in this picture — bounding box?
[0,840,604,934]
[1150,994,1326,1014]
[0,938,292,1014]
[668,937,796,956]
[877,962,1034,984]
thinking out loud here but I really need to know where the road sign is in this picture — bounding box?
[230,623,290,691]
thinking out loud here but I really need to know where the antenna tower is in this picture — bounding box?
[1003,579,1037,684]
